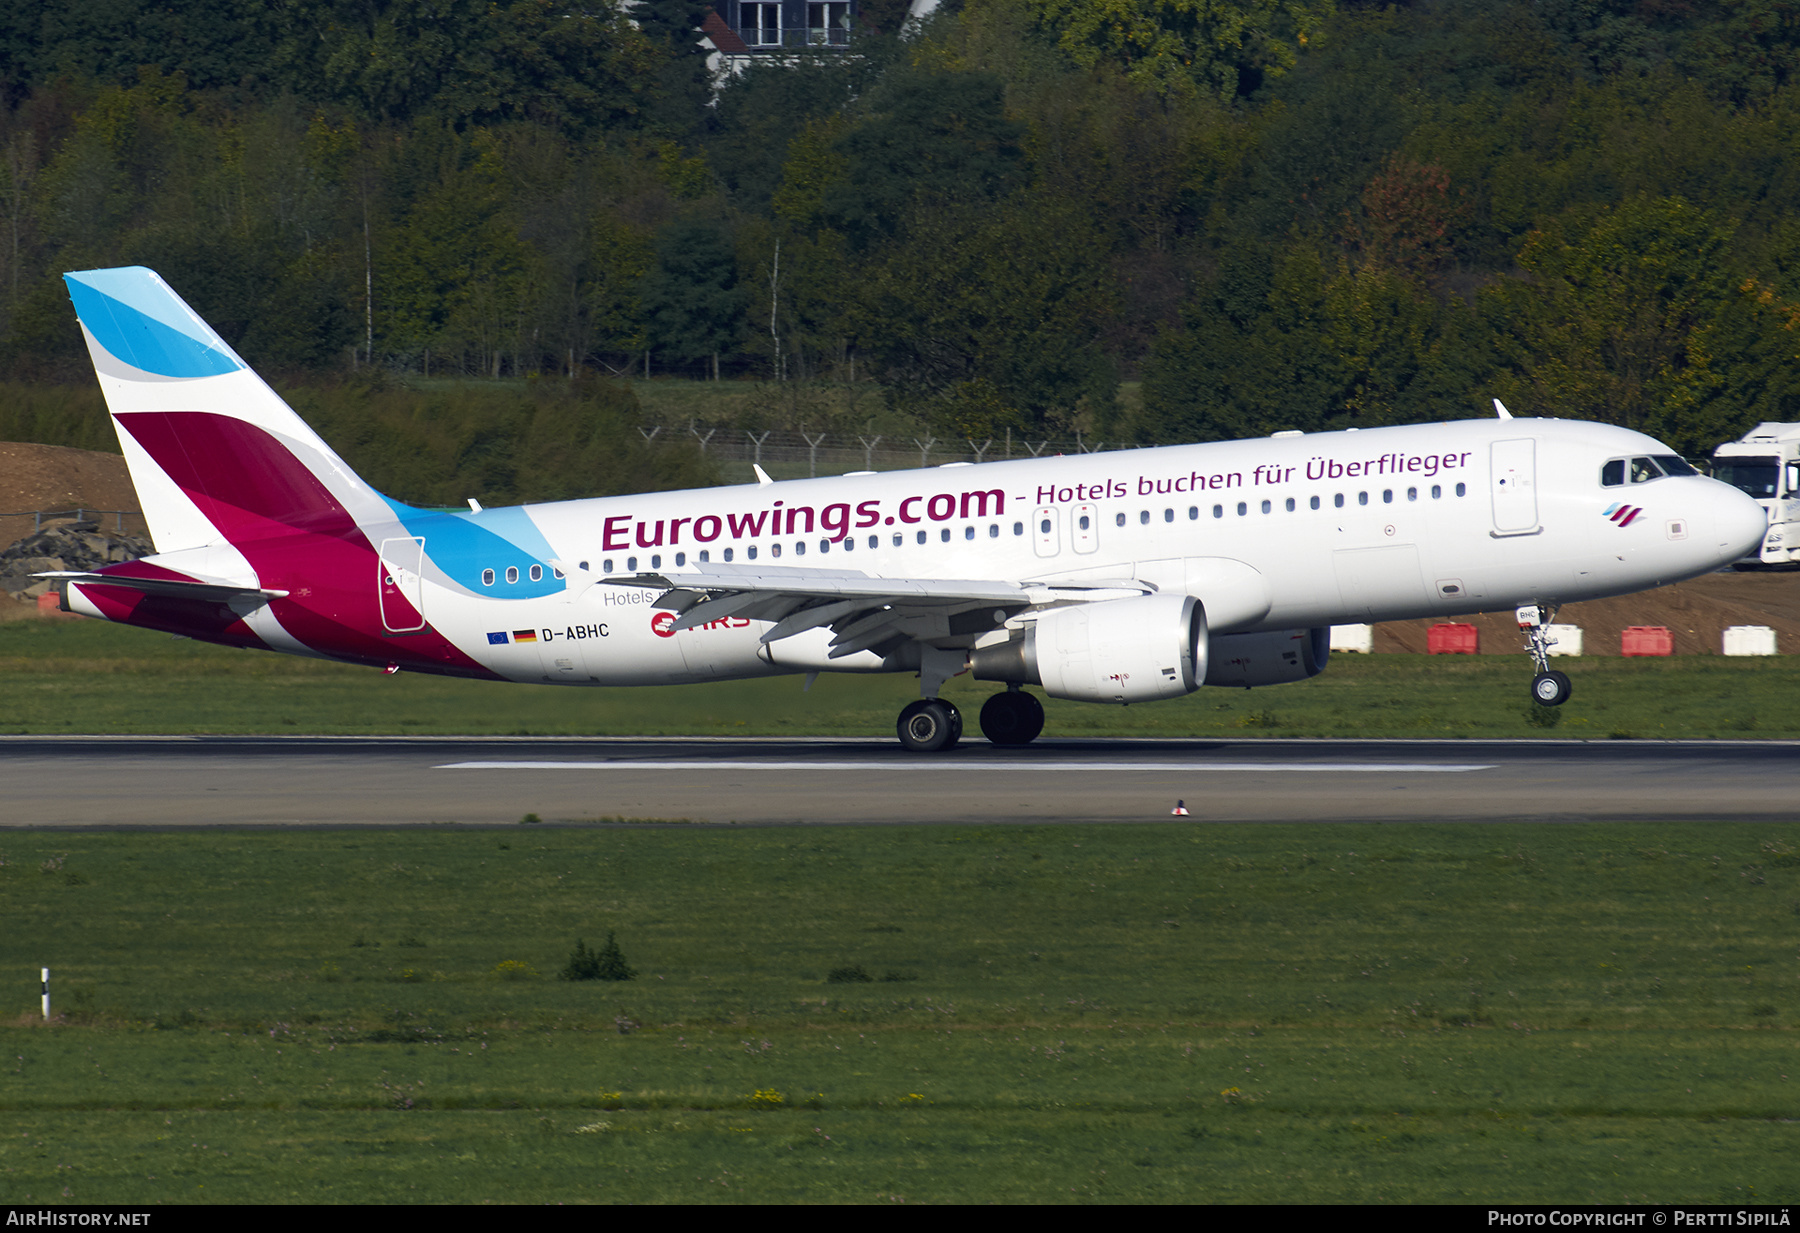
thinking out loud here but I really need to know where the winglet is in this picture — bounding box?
[754,464,774,487]
[1493,398,1513,420]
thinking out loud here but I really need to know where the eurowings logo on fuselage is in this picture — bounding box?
[1603,503,1644,527]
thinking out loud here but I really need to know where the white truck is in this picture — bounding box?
[1711,422,1800,567]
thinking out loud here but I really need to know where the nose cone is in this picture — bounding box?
[1710,482,1768,564]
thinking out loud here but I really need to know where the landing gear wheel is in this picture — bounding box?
[979,691,1045,746]
[897,698,962,752]
[1531,670,1572,707]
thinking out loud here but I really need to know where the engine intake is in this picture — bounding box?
[971,593,1206,704]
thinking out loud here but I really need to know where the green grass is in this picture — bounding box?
[1,823,1797,1202]
[5,616,1800,738]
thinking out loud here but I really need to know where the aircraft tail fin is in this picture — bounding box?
[63,267,392,554]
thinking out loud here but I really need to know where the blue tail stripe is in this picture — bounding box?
[64,268,244,380]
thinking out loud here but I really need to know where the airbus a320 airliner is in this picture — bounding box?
[41,267,1767,751]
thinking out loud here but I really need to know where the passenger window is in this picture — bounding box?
[698,550,709,563]
[746,546,757,560]
[1188,506,1199,520]
[1406,487,1417,501]
[1212,505,1223,518]
[1164,508,1174,522]
[1039,519,1051,534]
[650,555,661,568]
[1236,502,1247,516]
[675,552,686,566]
[723,548,733,562]
[965,526,975,540]
[819,540,829,553]
[625,557,636,571]
[1260,499,1271,514]
[1334,494,1345,508]
[603,559,614,573]
[989,524,999,537]
[552,565,564,580]
[1013,522,1024,536]
[771,544,782,558]
[1114,512,1125,527]
[505,566,519,583]
[940,528,950,542]
[1285,498,1295,512]
[529,564,543,581]
[1081,515,1092,531]
[794,542,805,555]
[1455,483,1466,497]
[1358,492,1369,506]
[1139,510,1150,525]
[917,531,927,544]
[1382,489,1393,503]
[1431,485,1441,499]
[1601,459,1625,487]
[482,568,494,586]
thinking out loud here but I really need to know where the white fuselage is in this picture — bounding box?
[408,417,1764,687]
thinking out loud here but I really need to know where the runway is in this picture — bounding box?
[4,735,1797,827]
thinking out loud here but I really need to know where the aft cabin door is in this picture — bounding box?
[378,537,426,633]
[1490,438,1540,535]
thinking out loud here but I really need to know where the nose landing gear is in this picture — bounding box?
[1519,604,1572,707]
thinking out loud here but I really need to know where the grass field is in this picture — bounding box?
[6,616,1800,739]
[1,823,1797,1203]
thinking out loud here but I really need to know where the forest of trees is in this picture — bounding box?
[2,0,1799,464]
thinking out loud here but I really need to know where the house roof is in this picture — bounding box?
[703,10,750,54]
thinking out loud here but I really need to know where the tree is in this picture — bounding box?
[823,68,1024,249]
[1483,196,1771,455]
[640,215,746,375]
[857,195,1117,434]
[1014,0,1332,98]
[560,933,637,981]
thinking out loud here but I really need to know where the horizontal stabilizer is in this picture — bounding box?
[37,571,289,605]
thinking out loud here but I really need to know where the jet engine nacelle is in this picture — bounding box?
[970,593,1206,704]
[1204,627,1330,688]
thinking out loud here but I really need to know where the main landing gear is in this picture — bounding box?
[895,691,1047,751]
[1519,604,1572,707]
[896,647,1046,752]
[979,686,1044,746]
[897,698,963,752]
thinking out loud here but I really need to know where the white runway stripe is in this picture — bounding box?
[437,760,1494,774]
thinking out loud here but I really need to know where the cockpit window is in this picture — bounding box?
[1629,456,1663,483]
[1601,459,1624,487]
[1653,455,1698,477]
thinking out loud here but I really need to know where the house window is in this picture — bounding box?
[808,2,849,45]
[743,2,781,46]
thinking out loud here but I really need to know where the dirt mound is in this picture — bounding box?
[1375,571,1800,656]
[0,441,142,547]
[0,441,144,620]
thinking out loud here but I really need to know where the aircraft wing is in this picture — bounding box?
[599,565,1151,659]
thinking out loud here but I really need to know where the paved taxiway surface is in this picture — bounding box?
[4,736,1797,827]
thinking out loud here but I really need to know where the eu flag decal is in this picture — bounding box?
[486,631,509,646]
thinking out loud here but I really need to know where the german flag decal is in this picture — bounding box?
[1603,503,1643,527]
[512,629,538,643]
